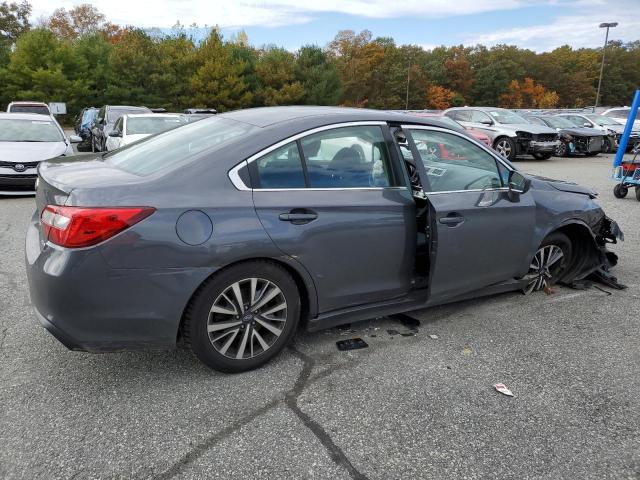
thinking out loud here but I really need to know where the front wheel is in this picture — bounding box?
[494,137,516,161]
[555,142,568,157]
[602,137,612,153]
[523,232,572,294]
[183,261,300,373]
[635,186,640,202]
[614,184,628,198]
[533,152,553,160]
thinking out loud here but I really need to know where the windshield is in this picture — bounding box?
[486,109,528,124]
[585,114,620,126]
[544,117,577,129]
[0,119,63,142]
[106,116,257,176]
[9,104,50,115]
[126,116,185,135]
[604,109,640,121]
[107,108,149,124]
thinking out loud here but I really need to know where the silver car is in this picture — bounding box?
[555,113,640,153]
[0,113,80,195]
[444,107,559,161]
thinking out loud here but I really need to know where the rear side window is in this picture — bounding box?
[300,126,393,188]
[106,117,257,176]
[256,142,305,189]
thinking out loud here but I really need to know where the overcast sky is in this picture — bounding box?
[30,0,639,52]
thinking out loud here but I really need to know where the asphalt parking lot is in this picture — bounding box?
[0,153,638,479]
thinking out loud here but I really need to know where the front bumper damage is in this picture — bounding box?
[515,132,560,155]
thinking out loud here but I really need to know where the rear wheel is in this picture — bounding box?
[614,184,628,198]
[602,137,612,153]
[533,152,553,160]
[494,137,516,161]
[523,232,572,294]
[183,261,300,373]
[635,186,640,202]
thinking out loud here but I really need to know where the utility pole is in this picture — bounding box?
[405,61,411,110]
[595,22,618,110]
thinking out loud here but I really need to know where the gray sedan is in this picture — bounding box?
[26,107,622,372]
[0,113,80,195]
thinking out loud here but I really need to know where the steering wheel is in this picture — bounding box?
[464,174,499,190]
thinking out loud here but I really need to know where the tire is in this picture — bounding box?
[602,137,612,153]
[523,232,573,294]
[555,142,568,157]
[635,186,640,202]
[613,184,628,198]
[533,152,553,160]
[494,137,517,161]
[183,261,300,373]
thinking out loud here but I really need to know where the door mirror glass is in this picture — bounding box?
[508,171,530,194]
[583,122,592,128]
[69,134,82,143]
[479,119,493,125]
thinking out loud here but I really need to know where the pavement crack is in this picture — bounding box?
[286,346,369,480]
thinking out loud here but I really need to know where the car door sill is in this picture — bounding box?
[306,278,527,332]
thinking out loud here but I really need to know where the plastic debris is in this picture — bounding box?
[429,334,439,339]
[336,338,368,351]
[494,383,514,397]
[462,346,473,356]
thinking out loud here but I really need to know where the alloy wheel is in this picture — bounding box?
[523,245,565,294]
[555,143,567,156]
[495,139,512,159]
[207,278,287,360]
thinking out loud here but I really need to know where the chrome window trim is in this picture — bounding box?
[228,121,388,191]
[426,187,509,195]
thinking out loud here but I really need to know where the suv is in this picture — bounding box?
[91,105,152,152]
[7,101,51,115]
[444,107,559,160]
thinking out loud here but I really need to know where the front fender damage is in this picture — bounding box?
[562,216,625,290]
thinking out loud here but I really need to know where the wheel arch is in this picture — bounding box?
[546,220,601,282]
[177,256,318,342]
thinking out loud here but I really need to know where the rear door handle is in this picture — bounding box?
[439,215,465,226]
[279,210,318,224]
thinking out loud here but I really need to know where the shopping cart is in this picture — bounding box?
[612,145,640,200]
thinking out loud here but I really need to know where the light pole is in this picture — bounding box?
[595,22,618,110]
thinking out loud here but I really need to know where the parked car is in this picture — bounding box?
[26,106,622,372]
[105,113,186,151]
[444,107,559,160]
[601,107,640,131]
[555,113,640,153]
[7,101,51,115]
[0,113,80,195]
[525,115,605,157]
[91,105,152,152]
[73,107,97,152]
[407,112,492,146]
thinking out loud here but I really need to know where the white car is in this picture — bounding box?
[0,113,80,195]
[601,107,640,131]
[105,113,186,151]
[6,101,51,115]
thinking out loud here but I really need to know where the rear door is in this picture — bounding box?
[250,123,416,313]
[402,125,536,302]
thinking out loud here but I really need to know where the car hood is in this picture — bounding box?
[0,141,67,162]
[530,174,597,198]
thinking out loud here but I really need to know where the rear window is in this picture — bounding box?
[106,108,149,123]
[106,116,257,176]
[9,104,50,115]
[0,119,63,142]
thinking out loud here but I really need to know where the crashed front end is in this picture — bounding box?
[516,131,560,155]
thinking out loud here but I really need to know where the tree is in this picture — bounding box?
[295,45,341,105]
[46,4,106,40]
[0,0,31,47]
[425,85,455,109]
[498,77,559,108]
[255,47,304,105]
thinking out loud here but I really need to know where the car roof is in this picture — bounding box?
[219,106,458,130]
[0,112,54,121]
[8,101,48,106]
[124,113,183,119]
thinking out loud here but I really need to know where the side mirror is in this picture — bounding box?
[508,171,531,194]
[583,122,592,128]
[109,130,122,138]
[479,119,493,125]
[69,134,82,143]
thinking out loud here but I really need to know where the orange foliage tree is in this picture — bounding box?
[425,85,455,109]
[499,77,559,108]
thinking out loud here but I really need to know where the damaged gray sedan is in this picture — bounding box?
[26,107,623,373]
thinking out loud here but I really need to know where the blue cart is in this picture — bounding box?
[612,89,640,201]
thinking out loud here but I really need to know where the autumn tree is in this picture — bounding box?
[0,0,30,47]
[46,4,106,40]
[255,47,304,105]
[425,85,455,109]
[498,77,559,108]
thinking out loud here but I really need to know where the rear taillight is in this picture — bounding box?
[41,205,155,248]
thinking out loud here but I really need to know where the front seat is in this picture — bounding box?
[327,147,371,187]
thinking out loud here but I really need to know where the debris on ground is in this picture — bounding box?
[336,338,368,351]
[462,346,473,356]
[429,334,439,339]
[494,383,514,397]
[543,285,557,295]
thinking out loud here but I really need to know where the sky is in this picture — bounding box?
[29,0,639,52]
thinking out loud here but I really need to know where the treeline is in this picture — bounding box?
[1,2,639,122]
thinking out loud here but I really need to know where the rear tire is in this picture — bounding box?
[614,184,628,198]
[523,232,572,294]
[635,186,640,202]
[183,261,300,373]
